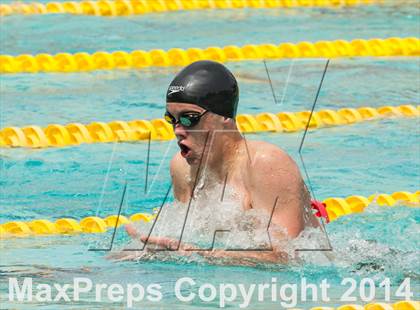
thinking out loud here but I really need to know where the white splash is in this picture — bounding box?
[116,184,329,266]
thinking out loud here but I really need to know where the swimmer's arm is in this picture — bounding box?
[135,233,288,265]
[121,225,286,265]
[170,153,192,203]
[249,146,309,240]
[198,249,288,265]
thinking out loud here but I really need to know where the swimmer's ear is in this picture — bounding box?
[225,117,237,126]
[222,117,231,126]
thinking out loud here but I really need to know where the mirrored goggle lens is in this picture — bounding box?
[164,113,201,128]
[179,116,195,127]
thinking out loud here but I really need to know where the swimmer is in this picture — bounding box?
[126,60,322,264]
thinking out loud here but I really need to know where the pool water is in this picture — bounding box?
[1,2,419,309]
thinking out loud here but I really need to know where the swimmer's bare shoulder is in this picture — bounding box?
[170,152,192,203]
[244,140,316,237]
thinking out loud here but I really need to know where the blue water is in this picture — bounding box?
[1,3,420,309]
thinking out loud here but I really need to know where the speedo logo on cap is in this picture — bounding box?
[168,85,185,95]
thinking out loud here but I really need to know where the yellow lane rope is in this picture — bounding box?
[1,37,419,74]
[0,104,418,149]
[1,190,418,238]
[0,212,155,237]
[310,301,420,310]
[0,0,387,17]
[325,190,419,222]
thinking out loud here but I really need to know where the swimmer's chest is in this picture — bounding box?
[227,169,254,211]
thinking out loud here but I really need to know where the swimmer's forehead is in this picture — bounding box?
[166,102,206,115]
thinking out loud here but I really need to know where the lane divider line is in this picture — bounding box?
[1,37,419,74]
[1,190,418,238]
[1,104,418,148]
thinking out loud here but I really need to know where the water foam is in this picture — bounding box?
[112,182,331,266]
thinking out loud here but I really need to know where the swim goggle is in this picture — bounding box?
[164,110,209,128]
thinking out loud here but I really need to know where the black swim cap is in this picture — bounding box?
[166,60,239,118]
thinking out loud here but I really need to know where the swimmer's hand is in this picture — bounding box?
[125,223,190,252]
[123,224,288,266]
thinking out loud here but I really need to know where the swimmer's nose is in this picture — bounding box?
[174,123,188,138]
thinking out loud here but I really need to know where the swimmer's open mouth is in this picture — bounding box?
[178,142,192,158]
